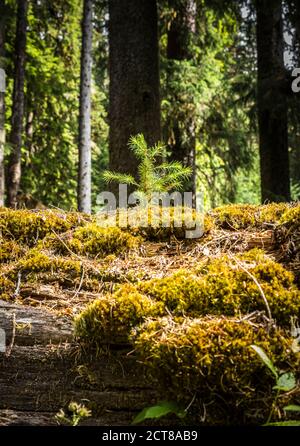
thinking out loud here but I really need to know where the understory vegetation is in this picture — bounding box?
[0,203,300,425]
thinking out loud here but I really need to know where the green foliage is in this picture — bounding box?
[103,134,192,200]
[251,345,300,425]
[132,401,185,425]
[55,401,91,426]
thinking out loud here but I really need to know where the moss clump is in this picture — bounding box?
[0,277,15,300]
[210,203,290,230]
[43,224,142,257]
[0,240,26,262]
[276,205,300,268]
[75,288,163,344]
[0,208,89,245]
[16,248,82,274]
[75,250,300,347]
[97,205,212,241]
[133,316,299,423]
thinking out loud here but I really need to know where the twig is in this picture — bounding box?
[5,313,16,358]
[229,253,273,322]
[12,272,22,299]
[71,265,85,300]
[51,229,82,260]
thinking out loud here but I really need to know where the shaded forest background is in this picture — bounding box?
[0,0,299,212]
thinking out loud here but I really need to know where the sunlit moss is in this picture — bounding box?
[0,208,90,245]
[96,205,212,241]
[75,249,300,347]
[210,203,291,230]
[133,316,299,422]
[0,240,26,262]
[74,289,163,344]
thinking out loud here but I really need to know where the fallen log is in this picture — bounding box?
[0,301,157,426]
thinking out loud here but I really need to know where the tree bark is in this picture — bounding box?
[166,0,197,200]
[78,0,93,214]
[7,0,28,208]
[0,0,5,207]
[256,0,291,203]
[108,0,161,196]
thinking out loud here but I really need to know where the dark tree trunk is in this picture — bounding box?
[0,0,5,207]
[7,0,28,208]
[256,0,290,203]
[166,0,197,199]
[108,0,161,196]
[78,0,93,214]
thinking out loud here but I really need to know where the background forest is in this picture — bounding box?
[0,0,299,212]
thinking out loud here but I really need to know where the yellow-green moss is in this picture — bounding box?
[0,276,15,300]
[0,208,90,245]
[40,224,142,257]
[0,240,26,262]
[75,289,163,344]
[133,316,299,423]
[75,249,300,345]
[97,205,212,241]
[210,203,291,230]
[279,205,300,228]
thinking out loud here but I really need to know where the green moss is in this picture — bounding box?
[97,205,212,241]
[210,203,290,230]
[75,289,163,344]
[133,316,299,423]
[0,240,26,262]
[0,276,15,300]
[40,224,142,257]
[0,208,89,245]
[75,249,300,346]
[279,205,300,228]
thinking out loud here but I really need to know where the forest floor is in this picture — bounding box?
[0,203,299,426]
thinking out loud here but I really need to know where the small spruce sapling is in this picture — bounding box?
[103,134,192,202]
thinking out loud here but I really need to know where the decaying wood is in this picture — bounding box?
[0,301,156,426]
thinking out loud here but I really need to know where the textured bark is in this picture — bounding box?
[7,0,28,208]
[0,0,5,207]
[166,0,197,199]
[0,301,157,426]
[78,0,93,214]
[108,0,161,196]
[256,0,290,203]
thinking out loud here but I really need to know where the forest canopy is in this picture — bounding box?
[0,0,299,212]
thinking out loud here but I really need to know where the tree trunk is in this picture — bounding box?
[78,0,93,214]
[7,0,28,208]
[256,0,290,203]
[108,0,161,196]
[166,0,197,200]
[0,0,5,207]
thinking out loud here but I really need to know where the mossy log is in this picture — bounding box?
[0,301,157,426]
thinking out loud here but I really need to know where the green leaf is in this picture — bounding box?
[273,372,296,392]
[250,345,278,378]
[264,421,300,426]
[132,401,186,425]
[284,405,300,412]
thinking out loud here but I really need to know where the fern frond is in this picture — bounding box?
[102,171,138,186]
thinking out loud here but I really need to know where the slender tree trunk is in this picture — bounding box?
[108,0,161,196]
[256,0,290,203]
[78,0,93,214]
[7,0,28,208]
[0,0,6,207]
[166,0,197,199]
